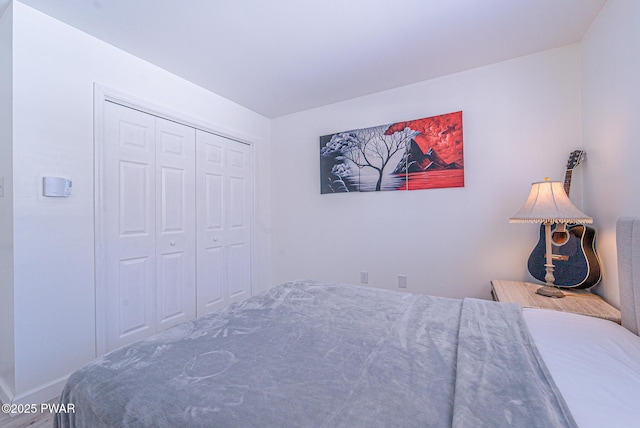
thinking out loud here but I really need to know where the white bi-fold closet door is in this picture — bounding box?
[101,101,252,353]
[195,130,252,316]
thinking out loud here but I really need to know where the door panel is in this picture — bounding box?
[226,141,252,304]
[160,167,186,232]
[196,131,227,315]
[201,247,225,310]
[119,161,150,236]
[205,174,224,230]
[158,252,186,322]
[155,118,196,330]
[200,173,225,311]
[104,102,156,350]
[228,177,244,228]
[228,243,251,300]
[118,256,152,337]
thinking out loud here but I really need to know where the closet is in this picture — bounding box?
[100,101,252,352]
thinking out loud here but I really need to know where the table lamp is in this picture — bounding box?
[510,178,593,298]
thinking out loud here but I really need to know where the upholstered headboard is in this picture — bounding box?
[617,217,640,335]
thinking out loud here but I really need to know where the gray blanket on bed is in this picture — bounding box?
[56,280,576,427]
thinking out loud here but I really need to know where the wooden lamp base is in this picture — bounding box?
[535,285,565,298]
[538,221,566,298]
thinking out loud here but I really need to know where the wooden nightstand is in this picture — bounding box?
[491,280,621,324]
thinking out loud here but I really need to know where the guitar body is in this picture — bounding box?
[527,223,601,288]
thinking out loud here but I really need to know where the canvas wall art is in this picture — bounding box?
[320,111,464,193]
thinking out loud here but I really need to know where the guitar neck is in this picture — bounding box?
[563,169,573,197]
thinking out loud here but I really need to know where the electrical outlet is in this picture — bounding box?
[398,275,407,288]
[360,271,369,284]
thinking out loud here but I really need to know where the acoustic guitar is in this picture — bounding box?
[526,150,602,288]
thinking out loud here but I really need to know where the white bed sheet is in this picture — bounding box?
[524,307,640,428]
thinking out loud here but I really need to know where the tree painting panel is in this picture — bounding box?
[320,111,464,193]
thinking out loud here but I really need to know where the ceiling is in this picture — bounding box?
[9,0,607,118]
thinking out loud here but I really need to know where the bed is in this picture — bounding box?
[55,217,640,427]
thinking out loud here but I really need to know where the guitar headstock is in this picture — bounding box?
[566,150,585,170]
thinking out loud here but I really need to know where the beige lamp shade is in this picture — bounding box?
[509,180,593,224]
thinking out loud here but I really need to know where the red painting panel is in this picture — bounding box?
[385,111,464,190]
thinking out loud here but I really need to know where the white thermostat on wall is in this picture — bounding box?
[43,176,72,197]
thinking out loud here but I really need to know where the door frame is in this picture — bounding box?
[93,83,256,357]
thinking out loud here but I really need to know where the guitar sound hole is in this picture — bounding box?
[551,230,570,246]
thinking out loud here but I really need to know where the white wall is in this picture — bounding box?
[581,0,640,307]
[5,2,271,402]
[0,2,15,403]
[271,45,583,299]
